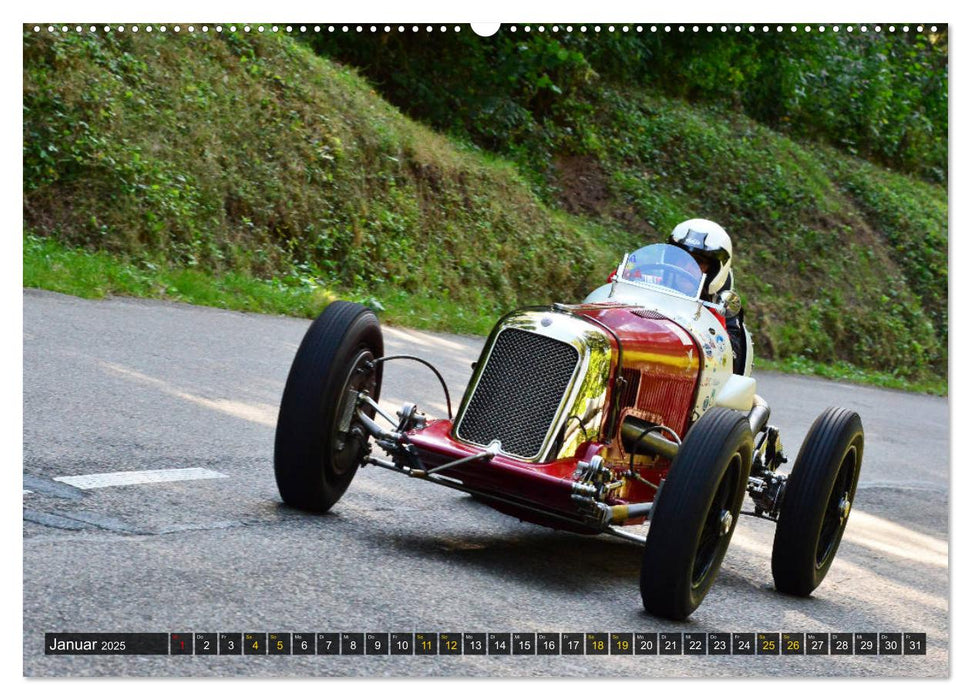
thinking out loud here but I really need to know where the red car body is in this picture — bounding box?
[406,303,701,534]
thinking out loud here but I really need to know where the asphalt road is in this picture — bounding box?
[22,289,949,677]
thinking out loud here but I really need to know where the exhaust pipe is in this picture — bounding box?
[621,416,679,461]
[622,395,769,461]
[748,394,770,435]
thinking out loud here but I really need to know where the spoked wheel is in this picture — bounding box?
[274,301,383,512]
[640,408,753,620]
[772,407,864,596]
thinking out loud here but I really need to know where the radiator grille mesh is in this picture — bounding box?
[456,328,579,459]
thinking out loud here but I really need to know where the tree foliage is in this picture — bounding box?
[22,28,948,382]
[308,26,948,182]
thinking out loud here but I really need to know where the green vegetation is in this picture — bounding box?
[310,26,947,182]
[757,357,946,396]
[24,231,336,318]
[23,232,945,396]
[591,91,945,378]
[23,27,947,392]
[23,232,499,334]
[625,29,948,183]
[23,29,624,316]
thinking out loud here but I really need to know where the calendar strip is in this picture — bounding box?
[44,632,927,656]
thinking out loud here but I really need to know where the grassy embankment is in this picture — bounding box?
[23,30,946,394]
[24,29,626,336]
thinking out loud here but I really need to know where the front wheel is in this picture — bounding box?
[274,301,383,512]
[771,407,864,596]
[640,408,753,620]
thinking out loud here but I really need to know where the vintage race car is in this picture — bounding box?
[273,243,864,619]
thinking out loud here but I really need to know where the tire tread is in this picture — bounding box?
[771,407,863,596]
[640,407,753,619]
[274,302,383,511]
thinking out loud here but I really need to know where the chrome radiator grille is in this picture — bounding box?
[456,328,579,459]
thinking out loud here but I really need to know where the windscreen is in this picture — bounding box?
[620,244,705,299]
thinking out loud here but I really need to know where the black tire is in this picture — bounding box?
[771,407,864,596]
[640,408,753,620]
[274,301,383,512]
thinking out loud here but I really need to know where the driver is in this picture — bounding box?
[668,219,748,374]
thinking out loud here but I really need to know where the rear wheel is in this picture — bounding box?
[274,302,383,512]
[772,407,864,596]
[640,408,753,620]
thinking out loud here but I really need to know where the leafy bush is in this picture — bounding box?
[307,27,948,183]
[643,29,948,182]
[22,28,947,383]
[23,29,625,312]
[592,90,945,376]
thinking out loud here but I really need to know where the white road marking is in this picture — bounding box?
[23,489,32,495]
[53,467,228,490]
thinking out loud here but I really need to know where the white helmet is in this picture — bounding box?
[669,218,733,296]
